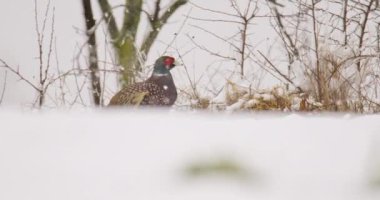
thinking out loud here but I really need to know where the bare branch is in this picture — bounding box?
[43,6,55,87]
[186,34,236,61]
[163,8,192,54]
[189,1,238,17]
[257,51,303,93]
[357,0,376,71]
[187,16,244,25]
[152,0,161,22]
[141,0,188,55]
[98,0,120,40]
[189,24,240,51]
[0,59,41,92]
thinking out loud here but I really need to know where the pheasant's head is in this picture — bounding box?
[152,56,178,75]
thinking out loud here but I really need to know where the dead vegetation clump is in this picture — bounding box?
[182,79,364,112]
[218,82,306,112]
[182,81,318,112]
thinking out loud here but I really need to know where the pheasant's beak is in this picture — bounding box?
[171,60,182,70]
[173,60,181,66]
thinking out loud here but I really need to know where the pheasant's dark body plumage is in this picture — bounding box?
[109,56,178,106]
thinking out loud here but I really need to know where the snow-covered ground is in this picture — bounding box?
[1,110,380,200]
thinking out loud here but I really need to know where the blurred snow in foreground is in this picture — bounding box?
[0,110,380,200]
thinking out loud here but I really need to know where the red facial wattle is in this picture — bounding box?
[164,57,175,68]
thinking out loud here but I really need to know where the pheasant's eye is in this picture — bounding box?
[164,57,174,66]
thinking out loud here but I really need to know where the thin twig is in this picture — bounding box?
[0,59,41,92]
[176,50,199,99]
[186,34,236,60]
[163,8,192,54]
[0,71,7,104]
[54,37,66,105]
[43,6,55,87]
[257,51,303,93]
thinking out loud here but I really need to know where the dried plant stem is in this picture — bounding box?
[311,0,322,102]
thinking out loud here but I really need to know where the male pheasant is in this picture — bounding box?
[108,56,178,106]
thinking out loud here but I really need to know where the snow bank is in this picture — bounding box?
[0,110,380,200]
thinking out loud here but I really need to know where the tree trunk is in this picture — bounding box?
[82,0,102,106]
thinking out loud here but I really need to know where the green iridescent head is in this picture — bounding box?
[152,56,177,75]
